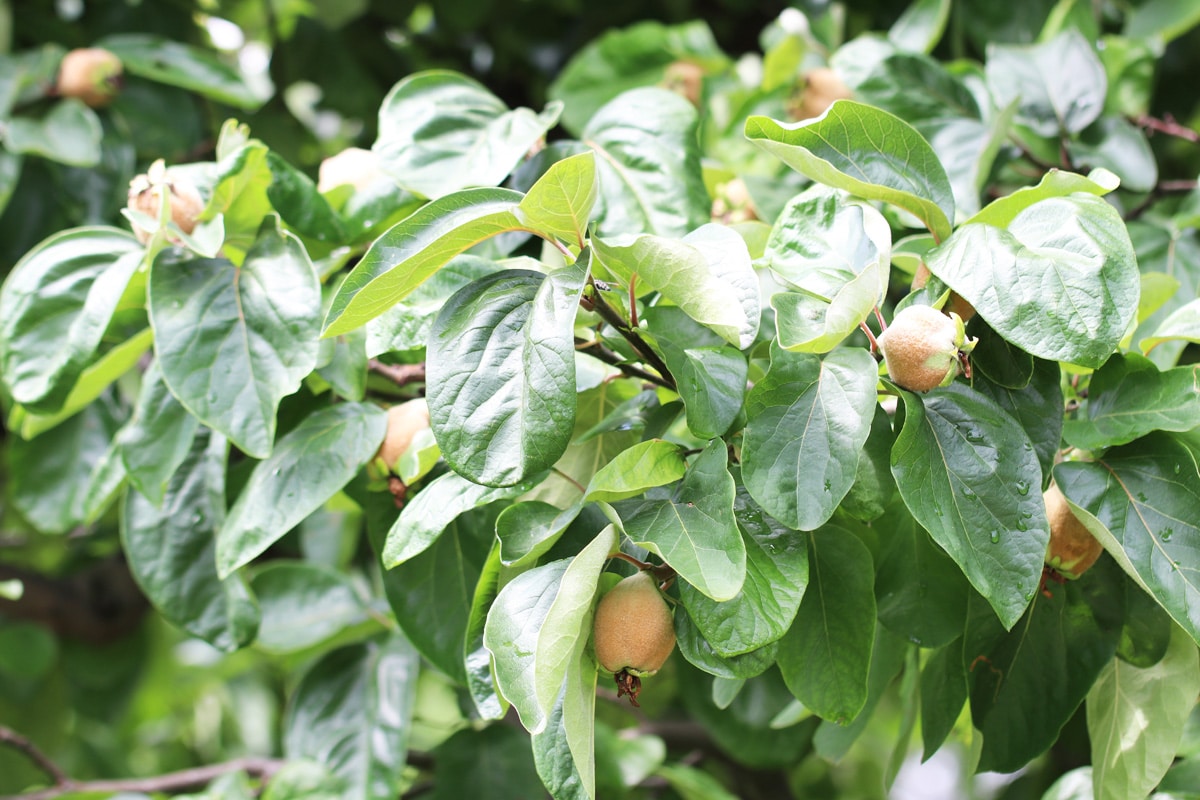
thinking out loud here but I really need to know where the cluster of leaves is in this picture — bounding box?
[4,0,1200,799]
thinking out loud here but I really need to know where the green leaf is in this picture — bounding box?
[149,221,321,458]
[742,345,879,531]
[284,637,420,800]
[874,498,972,648]
[1089,624,1200,800]
[966,583,1120,773]
[516,150,597,249]
[891,383,1048,629]
[116,361,199,506]
[427,264,584,487]
[1,99,101,166]
[920,639,967,758]
[655,764,738,800]
[323,188,521,337]
[675,612,779,679]
[1124,0,1200,43]
[0,150,22,219]
[432,727,545,800]
[840,405,899,522]
[621,440,746,601]
[121,430,259,651]
[765,186,891,353]
[888,0,951,52]
[776,527,876,724]
[813,628,908,761]
[1141,298,1200,352]
[927,194,1139,368]
[972,356,1065,484]
[484,525,616,734]
[495,501,585,568]
[584,87,710,237]
[594,224,759,348]
[216,403,387,577]
[265,152,348,244]
[1069,116,1157,194]
[965,168,1118,229]
[100,33,265,109]
[0,227,141,412]
[1064,355,1200,450]
[985,30,1106,136]
[374,70,561,200]
[1055,434,1200,646]
[384,470,543,567]
[585,439,687,503]
[679,486,808,656]
[745,101,955,241]
[250,563,370,654]
[464,543,508,720]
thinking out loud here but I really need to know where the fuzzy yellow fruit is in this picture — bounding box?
[376,398,430,472]
[877,304,976,393]
[127,166,205,244]
[1043,483,1103,580]
[593,570,675,707]
[57,48,124,108]
[794,67,853,120]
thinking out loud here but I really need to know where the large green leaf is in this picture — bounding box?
[679,486,808,656]
[966,168,1117,229]
[100,33,265,109]
[374,70,562,200]
[265,151,348,245]
[484,526,616,735]
[584,439,687,503]
[583,87,710,237]
[891,383,1048,629]
[776,527,877,724]
[116,361,200,506]
[745,101,955,242]
[532,651,598,800]
[985,30,1106,137]
[971,356,1064,483]
[741,345,879,531]
[1055,434,1200,645]
[1,99,102,167]
[1141,297,1200,352]
[149,221,321,458]
[927,194,1139,369]
[432,727,545,800]
[121,430,258,652]
[284,637,420,800]
[620,440,746,601]
[1125,0,1200,42]
[1088,624,1200,800]
[764,186,891,353]
[216,403,387,577]
[965,580,1120,773]
[593,224,759,348]
[251,563,369,654]
[427,264,584,486]
[0,227,141,413]
[516,150,598,250]
[1064,355,1200,450]
[322,189,522,337]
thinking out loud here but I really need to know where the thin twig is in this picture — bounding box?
[0,756,286,800]
[0,727,68,789]
[1135,113,1200,143]
[586,287,676,390]
[552,467,587,495]
[574,338,674,390]
[367,359,426,387]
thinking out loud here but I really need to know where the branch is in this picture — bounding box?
[1135,113,1200,143]
[368,359,427,388]
[0,727,68,789]
[0,756,286,800]
[581,287,676,389]
[574,338,674,390]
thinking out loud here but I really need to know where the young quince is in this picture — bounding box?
[877,304,977,393]
[56,47,124,108]
[1043,482,1104,580]
[593,570,676,706]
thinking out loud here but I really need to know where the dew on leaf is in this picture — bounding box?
[989,530,1000,543]
[1016,518,1028,532]
[1014,480,1030,496]
[962,487,976,498]
[1137,492,1148,502]
[1161,528,1174,542]
[1175,463,1182,475]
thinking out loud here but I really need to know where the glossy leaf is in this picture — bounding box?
[1088,624,1200,800]
[1055,434,1200,646]
[927,194,1139,368]
[674,611,779,680]
[971,357,1065,484]
[284,637,420,800]
[121,430,258,652]
[776,527,877,724]
[745,101,955,242]
[742,345,879,531]
[1,99,102,167]
[1141,297,1200,352]
[516,150,597,249]
[100,33,265,109]
[464,544,508,720]
[593,223,759,348]
[374,70,562,199]
[662,345,747,438]
[891,383,1048,629]
[583,87,710,237]
[484,526,615,735]
[965,168,1118,230]
[427,265,584,486]
[496,501,584,568]
[216,403,387,577]
[251,563,370,654]
[584,439,687,503]
[0,227,141,412]
[149,221,321,458]
[621,440,746,601]
[985,30,1106,136]
[323,188,522,337]
[265,152,348,244]
[1064,355,1200,450]
[116,360,200,506]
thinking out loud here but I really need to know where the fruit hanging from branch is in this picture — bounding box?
[1043,482,1104,580]
[877,304,977,393]
[592,569,676,706]
[56,47,124,108]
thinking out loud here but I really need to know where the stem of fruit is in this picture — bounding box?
[859,321,880,354]
[585,279,676,390]
[628,274,639,328]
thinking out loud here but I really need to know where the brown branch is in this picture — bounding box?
[1134,113,1200,143]
[0,756,286,800]
[0,556,147,646]
[368,359,426,388]
[574,338,674,390]
[0,727,68,789]
[585,286,676,390]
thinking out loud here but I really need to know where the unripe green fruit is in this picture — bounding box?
[1043,483,1103,580]
[57,48,124,108]
[877,304,977,393]
[376,398,430,473]
[592,570,675,678]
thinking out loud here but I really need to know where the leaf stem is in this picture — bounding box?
[585,281,676,390]
[859,321,880,354]
[552,467,587,495]
[574,338,674,390]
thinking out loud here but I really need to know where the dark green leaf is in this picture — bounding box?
[251,563,369,654]
[1118,580,1174,667]
[813,628,907,761]
[891,383,1048,629]
[742,345,879,531]
[427,264,583,486]
[971,356,1065,484]
[776,527,876,724]
[284,637,420,800]
[266,152,348,244]
[840,405,898,523]
[675,611,779,679]
[968,320,1035,390]
[985,30,1105,136]
[150,221,321,458]
[121,430,258,651]
[495,500,584,568]
[920,639,967,759]
[100,33,265,109]
[2,99,102,167]
[116,361,200,506]
[216,403,387,577]
[1064,355,1200,450]
[432,726,544,800]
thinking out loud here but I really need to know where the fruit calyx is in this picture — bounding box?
[1043,482,1103,580]
[877,304,978,393]
[592,569,676,706]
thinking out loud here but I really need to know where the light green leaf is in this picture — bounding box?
[888,0,951,53]
[1088,624,1200,800]
[374,70,562,199]
[1124,0,1200,43]
[966,168,1118,228]
[1,99,101,166]
[1141,298,1200,352]
[216,403,387,577]
[985,30,1106,136]
[585,439,687,503]
[1063,355,1200,450]
[517,150,598,249]
[745,101,955,241]
[100,33,266,109]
